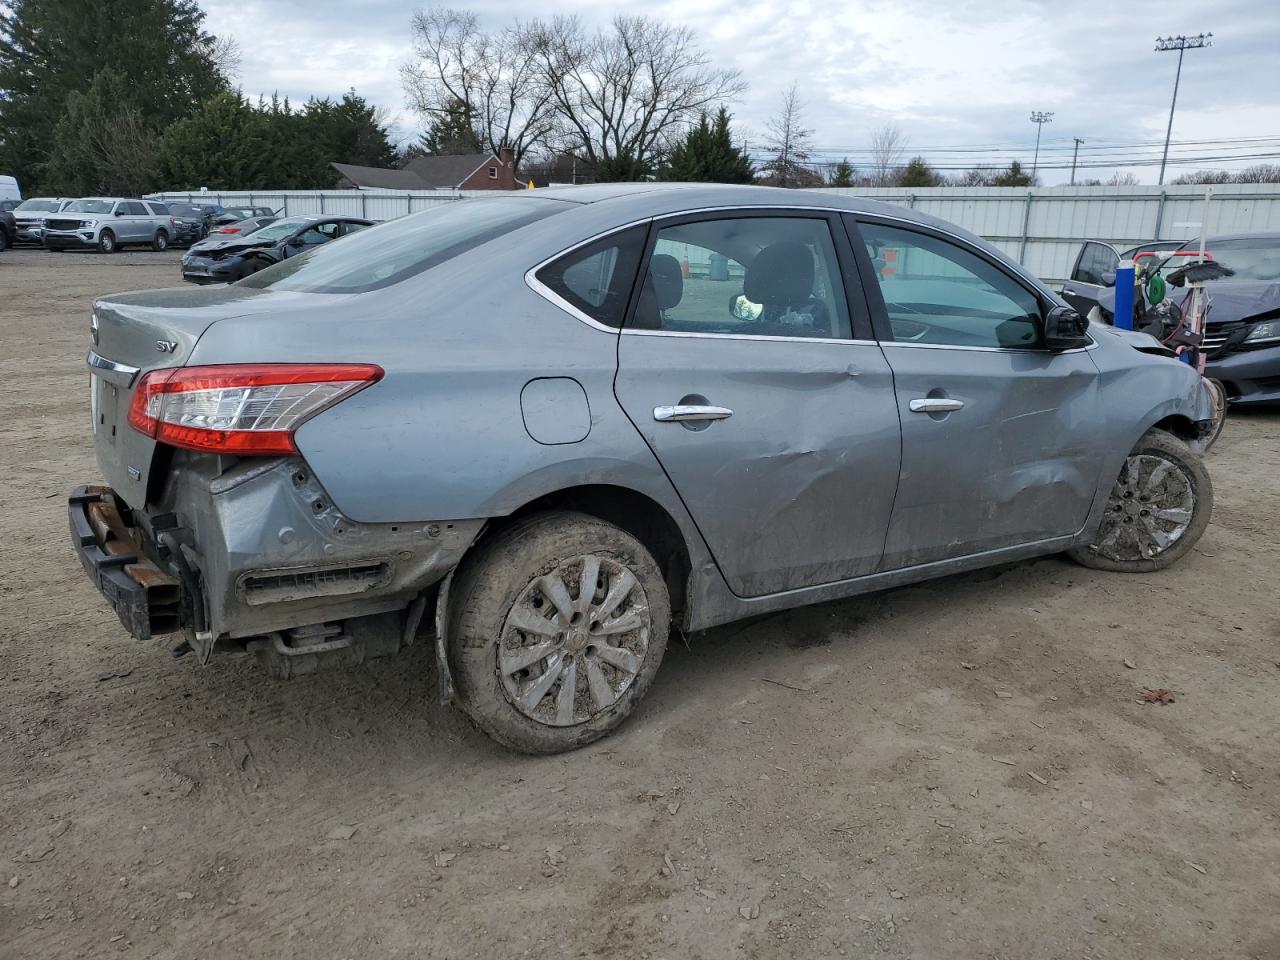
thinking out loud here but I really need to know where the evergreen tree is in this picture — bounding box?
[828,159,855,187]
[592,152,653,183]
[657,107,754,184]
[419,98,484,156]
[158,91,270,190]
[897,156,940,187]
[992,160,1035,187]
[0,0,230,190]
[44,70,159,196]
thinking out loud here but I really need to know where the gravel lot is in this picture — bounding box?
[2,247,1278,960]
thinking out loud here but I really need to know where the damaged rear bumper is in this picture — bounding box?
[68,485,181,640]
[70,457,485,654]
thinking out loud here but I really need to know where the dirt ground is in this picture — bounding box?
[1,247,1278,960]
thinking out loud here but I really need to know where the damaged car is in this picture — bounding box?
[1062,233,1280,405]
[179,215,370,284]
[73,185,1217,754]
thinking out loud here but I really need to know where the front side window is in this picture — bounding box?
[632,216,852,339]
[1073,241,1119,285]
[297,222,341,246]
[859,221,1043,349]
[535,226,648,329]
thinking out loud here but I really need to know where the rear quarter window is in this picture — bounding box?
[238,199,563,293]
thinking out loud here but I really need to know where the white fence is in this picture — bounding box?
[151,184,1280,287]
[817,184,1280,285]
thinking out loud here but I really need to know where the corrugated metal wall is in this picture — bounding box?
[151,184,1280,286]
[817,184,1280,284]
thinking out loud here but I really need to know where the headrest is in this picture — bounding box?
[649,253,683,310]
[744,242,815,304]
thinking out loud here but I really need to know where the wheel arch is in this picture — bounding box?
[492,483,693,621]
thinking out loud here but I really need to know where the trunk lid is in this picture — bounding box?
[88,284,275,502]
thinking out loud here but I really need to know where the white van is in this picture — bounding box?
[0,175,20,204]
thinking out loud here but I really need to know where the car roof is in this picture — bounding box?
[507,182,984,244]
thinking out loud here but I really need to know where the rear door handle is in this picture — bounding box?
[653,404,734,423]
[909,398,964,413]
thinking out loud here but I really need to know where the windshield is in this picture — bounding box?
[168,204,205,218]
[15,199,61,212]
[238,199,564,293]
[65,199,115,214]
[1194,238,1280,282]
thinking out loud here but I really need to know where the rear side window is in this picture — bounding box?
[145,202,169,215]
[239,199,562,293]
[535,226,648,329]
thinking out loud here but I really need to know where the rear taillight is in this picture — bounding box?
[127,363,383,455]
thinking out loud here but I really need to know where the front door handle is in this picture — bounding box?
[909,398,965,413]
[653,404,734,423]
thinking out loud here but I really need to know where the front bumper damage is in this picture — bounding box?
[69,456,483,667]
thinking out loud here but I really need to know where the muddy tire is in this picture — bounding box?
[97,230,116,254]
[1068,429,1212,573]
[447,511,670,755]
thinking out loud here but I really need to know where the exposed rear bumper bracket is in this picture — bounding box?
[68,485,182,641]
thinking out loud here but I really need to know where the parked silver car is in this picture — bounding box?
[44,197,173,253]
[71,185,1217,753]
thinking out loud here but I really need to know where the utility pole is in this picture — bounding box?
[1070,137,1084,186]
[1155,33,1212,186]
[1030,111,1053,181]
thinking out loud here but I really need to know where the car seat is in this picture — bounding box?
[743,242,829,332]
[631,253,684,329]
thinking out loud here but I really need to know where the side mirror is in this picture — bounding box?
[1100,271,1117,287]
[1044,305,1090,351]
[287,236,305,248]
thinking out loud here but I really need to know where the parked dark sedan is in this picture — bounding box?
[211,205,276,227]
[1062,233,1280,405]
[180,215,372,284]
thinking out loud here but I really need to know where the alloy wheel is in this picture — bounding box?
[1093,454,1195,562]
[498,554,650,727]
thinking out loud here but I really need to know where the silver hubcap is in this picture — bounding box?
[498,554,649,727]
[1093,453,1195,561]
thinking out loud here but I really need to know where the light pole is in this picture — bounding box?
[1155,33,1212,186]
[1030,111,1053,181]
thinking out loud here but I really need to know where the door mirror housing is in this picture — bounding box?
[1043,305,1090,351]
[1100,271,1116,287]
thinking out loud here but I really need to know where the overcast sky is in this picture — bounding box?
[202,0,1280,184]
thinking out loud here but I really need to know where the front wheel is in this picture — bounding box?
[97,230,116,254]
[1068,429,1212,572]
[447,511,670,754]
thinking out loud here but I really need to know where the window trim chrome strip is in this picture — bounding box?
[523,202,1067,344]
[86,350,141,387]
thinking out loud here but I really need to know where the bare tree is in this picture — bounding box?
[402,7,557,166]
[870,122,906,186]
[206,35,242,83]
[520,15,745,178]
[758,83,816,188]
[1105,171,1140,186]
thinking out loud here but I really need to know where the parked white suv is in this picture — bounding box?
[12,197,73,245]
[43,198,173,253]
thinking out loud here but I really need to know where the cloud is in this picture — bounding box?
[201,0,1280,183]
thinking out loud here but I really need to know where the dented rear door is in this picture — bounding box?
[613,210,902,598]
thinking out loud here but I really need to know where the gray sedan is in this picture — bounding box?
[72,184,1217,753]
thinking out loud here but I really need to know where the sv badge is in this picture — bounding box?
[156,340,178,353]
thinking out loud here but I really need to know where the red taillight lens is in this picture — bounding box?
[127,363,383,455]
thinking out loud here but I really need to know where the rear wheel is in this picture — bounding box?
[151,229,169,252]
[237,256,270,280]
[0,230,8,252]
[97,230,116,254]
[448,511,670,754]
[1068,429,1212,572]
